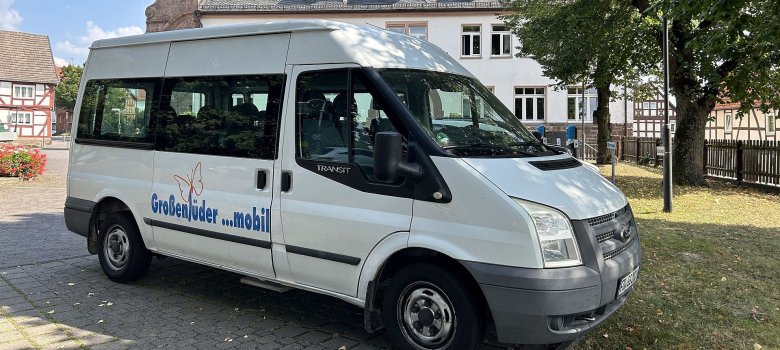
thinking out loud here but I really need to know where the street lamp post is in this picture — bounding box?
[581,80,586,160]
[662,16,673,213]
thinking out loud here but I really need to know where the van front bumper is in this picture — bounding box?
[461,234,641,345]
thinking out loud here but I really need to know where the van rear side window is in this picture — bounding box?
[77,79,158,143]
[156,75,285,159]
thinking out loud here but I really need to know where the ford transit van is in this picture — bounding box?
[65,20,641,349]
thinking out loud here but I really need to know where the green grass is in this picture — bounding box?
[575,163,780,350]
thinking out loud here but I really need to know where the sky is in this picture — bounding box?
[0,0,149,66]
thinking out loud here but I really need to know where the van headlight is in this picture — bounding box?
[514,199,582,268]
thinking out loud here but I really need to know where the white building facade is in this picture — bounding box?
[146,0,633,137]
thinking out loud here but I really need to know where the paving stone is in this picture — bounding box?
[89,340,132,350]
[0,330,25,343]
[22,322,63,337]
[40,339,82,350]
[0,339,36,350]
[321,336,360,349]
[30,330,73,345]
[296,330,331,345]
[1,301,36,313]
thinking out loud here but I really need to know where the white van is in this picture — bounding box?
[65,20,641,349]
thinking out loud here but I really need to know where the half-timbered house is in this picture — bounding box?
[0,30,59,143]
[706,102,778,141]
[633,87,677,138]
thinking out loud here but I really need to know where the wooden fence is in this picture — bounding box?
[616,137,780,188]
[705,140,780,187]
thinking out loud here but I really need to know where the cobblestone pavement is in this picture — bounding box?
[0,149,511,350]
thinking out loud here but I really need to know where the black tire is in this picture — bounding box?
[382,263,485,350]
[97,212,151,282]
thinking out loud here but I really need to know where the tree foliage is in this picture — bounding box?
[54,65,84,113]
[500,0,656,163]
[503,0,779,183]
[632,0,780,185]
[501,0,654,90]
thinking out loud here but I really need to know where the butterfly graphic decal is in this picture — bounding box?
[174,162,204,202]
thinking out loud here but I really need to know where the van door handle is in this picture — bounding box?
[281,171,292,192]
[256,170,267,190]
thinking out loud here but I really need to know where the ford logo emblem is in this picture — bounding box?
[618,224,632,242]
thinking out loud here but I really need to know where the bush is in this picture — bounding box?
[637,152,652,166]
[0,144,47,180]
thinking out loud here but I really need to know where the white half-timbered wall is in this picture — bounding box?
[0,80,55,139]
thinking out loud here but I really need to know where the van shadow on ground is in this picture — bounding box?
[0,212,86,268]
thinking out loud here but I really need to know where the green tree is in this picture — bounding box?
[54,65,84,113]
[631,0,780,185]
[501,0,655,164]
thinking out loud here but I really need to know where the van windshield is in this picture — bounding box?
[379,69,553,157]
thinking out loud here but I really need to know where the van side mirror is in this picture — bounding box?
[374,132,423,181]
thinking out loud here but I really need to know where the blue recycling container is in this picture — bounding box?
[566,125,577,140]
[536,125,546,137]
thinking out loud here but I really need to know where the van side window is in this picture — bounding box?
[296,69,399,180]
[156,75,285,159]
[77,79,158,143]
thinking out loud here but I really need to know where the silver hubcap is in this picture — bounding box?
[104,226,129,270]
[398,282,455,349]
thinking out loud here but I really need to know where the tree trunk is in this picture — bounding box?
[595,83,613,164]
[672,98,713,186]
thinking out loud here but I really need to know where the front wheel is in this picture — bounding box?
[383,264,485,350]
[97,212,151,282]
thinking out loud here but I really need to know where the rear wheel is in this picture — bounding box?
[383,264,485,350]
[97,212,151,282]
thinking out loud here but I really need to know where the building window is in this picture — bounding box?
[514,87,545,121]
[567,87,597,121]
[491,25,511,56]
[462,25,481,57]
[725,113,733,133]
[10,112,33,125]
[386,22,428,41]
[13,85,34,99]
[670,122,676,134]
[768,112,776,134]
[484,86,495,94]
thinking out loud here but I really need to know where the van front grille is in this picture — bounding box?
[582,205,635,261]
[587,212,615,227]
[596,231,614,244]
[603,238,634,260]
[587,207,628,227]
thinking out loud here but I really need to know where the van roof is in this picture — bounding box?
[91,20,340,48]
[88,20,472,77]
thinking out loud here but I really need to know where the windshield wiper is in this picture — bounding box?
[443,143,495,150]
[443,143,538,157]
[507,141,545,148]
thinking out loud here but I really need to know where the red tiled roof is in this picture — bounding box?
[713,100,763,111]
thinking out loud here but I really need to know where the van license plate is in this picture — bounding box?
[617,266,640,296]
